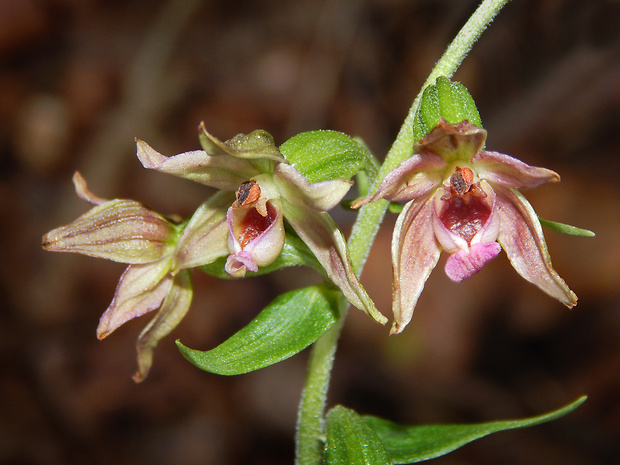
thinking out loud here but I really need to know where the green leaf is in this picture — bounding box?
[539,217,596,237]
[326,406,392,465]
[199,232,323,279]
[279,130,371,183]
[364,396,587,464]
[414,76,482,142]
[176,284,340,375]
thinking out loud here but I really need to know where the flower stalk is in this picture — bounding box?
[294,0,512,462]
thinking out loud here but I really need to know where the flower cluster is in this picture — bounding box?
[42,125,382,380]
[42,117,578,379]
[353,119,577,334]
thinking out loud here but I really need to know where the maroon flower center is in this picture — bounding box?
[237,202,278,248]
[439,195,491,244]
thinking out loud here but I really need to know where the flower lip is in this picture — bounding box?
[433,179,499,254]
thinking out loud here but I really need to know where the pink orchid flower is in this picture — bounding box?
[353,119,577,334]
[42,172,231,381]
[136,124,386,324]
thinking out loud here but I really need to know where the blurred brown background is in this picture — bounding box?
[1,0,619,464]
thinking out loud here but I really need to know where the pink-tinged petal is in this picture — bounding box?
[282,199,387,324]
[473,151,560,189]
[72,172,108,205]
[444,242,501,282]
[495,185,577,307]
[42,200,176,264]
[97,260,173,339]
[225,201,285,277]
[273,163,352,211]
[351,153,445,207]
[136,139,257,190]
[174,191,233,269]
[413,119,487,163]
[391,195,441,334]
[133,270,193,382]
[225,251,258,277]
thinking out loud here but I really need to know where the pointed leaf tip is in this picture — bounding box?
[176,284,340,375]
[364,396,587,463]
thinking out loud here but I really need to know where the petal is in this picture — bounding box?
[174,191,233,269]
[42,199,176,263]
[224,201,285,277]
[274,162,353,211]
[351,153,444,207]
[413,119,486,163]
[97,260,173,339]
[473,151,560,189]
[495,185,577,307]
[282,199,387,325]
[241,205,285,267]
[391,195,441,334]
[133,270,193,382]
[225,251,258,277]
[136,139,257,190]
[432,180,500,253]
[72,171,108,205]
[444,242,501,282]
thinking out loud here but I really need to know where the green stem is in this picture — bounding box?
[294,1,511,463]
[294,299,347,465]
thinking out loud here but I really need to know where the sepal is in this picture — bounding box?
[133,270,193,382]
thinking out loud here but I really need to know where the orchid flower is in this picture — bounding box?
[136,124,385,324]
[353,119,577,334]
[42,172,231,381]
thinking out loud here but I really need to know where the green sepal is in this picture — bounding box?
[325,405,392,465]
[539,217,595,237]
[414,76,482,142]
[363,396,587,464]
[199,232,323,279]
[176,284,340,375]
[279,130,372,183]
[198,123,284,163]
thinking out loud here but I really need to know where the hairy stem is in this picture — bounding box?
[294,1,511,463]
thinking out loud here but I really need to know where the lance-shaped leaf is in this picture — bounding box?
[176,284,340,375]
[538,217,596,237]
[363,396,587,464]
[325,406,392,465]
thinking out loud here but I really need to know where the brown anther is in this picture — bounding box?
[440,167,486,201]
[451,167,474,196]
[233,181,261,208]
